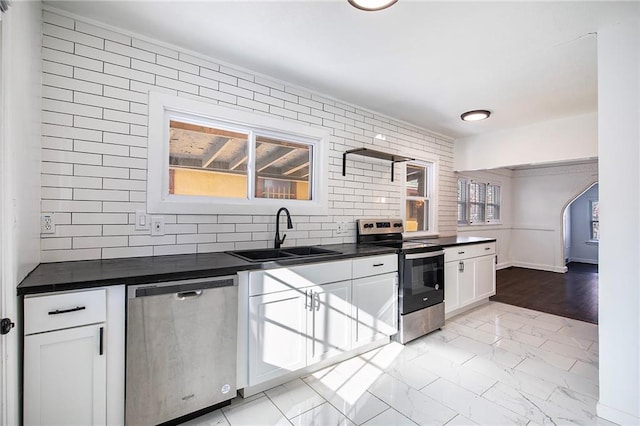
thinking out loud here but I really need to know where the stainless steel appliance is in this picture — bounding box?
[126,276,238,426]
[357,219,445,344]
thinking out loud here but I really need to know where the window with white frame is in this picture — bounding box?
[404,161,435,233]
[457,178,501,225]
[590,199,599,241]
[147,92,328,215]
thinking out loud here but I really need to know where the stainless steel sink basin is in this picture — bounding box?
[228,246,341,262]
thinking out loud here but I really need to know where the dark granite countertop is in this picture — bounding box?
[17,243,396,296]
[418,236,496,247]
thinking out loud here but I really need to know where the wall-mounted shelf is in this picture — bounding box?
[342,148,414,182]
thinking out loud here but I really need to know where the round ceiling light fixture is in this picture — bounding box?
[461,110,491,122]
[348,0,398,11]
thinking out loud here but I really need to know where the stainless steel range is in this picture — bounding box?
[357,218,445,344]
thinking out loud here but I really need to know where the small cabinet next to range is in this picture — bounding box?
[444,242,496,317]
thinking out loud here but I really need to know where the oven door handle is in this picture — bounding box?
[405,250,444,260]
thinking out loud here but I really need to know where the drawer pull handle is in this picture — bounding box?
[99,326,104,356]
[177,290,202,300]
[485,247,491,250]
[48,306,86,315]
[458,251,465,255]
[373,263,384,267]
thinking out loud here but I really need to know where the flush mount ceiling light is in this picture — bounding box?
[461,110,491,122]
[348,0,398,11]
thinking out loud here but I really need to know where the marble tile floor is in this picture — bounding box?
[180,302,612,426]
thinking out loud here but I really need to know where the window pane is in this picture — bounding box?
[406,164,426,197]
[469,182,486,222]
[406,199,427,232]
[591,200,600,240]
[169,120,248,198]
[254,136,312,200]
[457,179,468,225]
[487,184,501,221]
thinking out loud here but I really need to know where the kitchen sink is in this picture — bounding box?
[229,246,341,262]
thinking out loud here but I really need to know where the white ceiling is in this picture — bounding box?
[47,1,639,139]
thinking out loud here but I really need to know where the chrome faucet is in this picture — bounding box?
[274,207,293,249]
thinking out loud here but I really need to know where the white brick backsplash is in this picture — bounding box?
[102,246,153,259]
[43,98,102,119]
[105,40,155,63]
[42,249,102,262]
[43,48,103,72]
[43,11,74,29]
[74,116,129,134]
[43,61,73,78]
[74,188,129,201]
[42,186,72,200]
[42,149,102,166]
[73,236,128,249]
[129,234,176,246]
[42,111,73,126]
[132,39,178,59]
[75,164,129,179]
[75,21,131,45]
[104,62,155,84]
[43,86,73,102]
[75,44,131,68]
[43,73,102,95]
[102,178,145,191]
[42,162,74,176]
[44,23,104,49]
[74,67,128,89]
[42,237,72,251]
[39,14,455,262]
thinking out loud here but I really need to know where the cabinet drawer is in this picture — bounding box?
[24,289,106,335]
[249,260,352,296]
[444,242,495,262]
[352,254,398,278]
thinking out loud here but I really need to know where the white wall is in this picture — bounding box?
[596,19,640,425]
[510,162,598,273]
[0,2,42,425]
[568,184,598,264]
[456,168,513,269]
[454,112,597,172]
[38,8,457,262]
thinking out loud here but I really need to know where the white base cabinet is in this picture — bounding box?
[23,286,125,426]
[243,255,398,389]
[444,242,496,316]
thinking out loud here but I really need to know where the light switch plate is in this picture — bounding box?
[150,216,165,236]
[135,211,150,231]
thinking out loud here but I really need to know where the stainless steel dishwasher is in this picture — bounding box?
[126,275,238,426]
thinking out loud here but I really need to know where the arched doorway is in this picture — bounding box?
[561,182,599,267]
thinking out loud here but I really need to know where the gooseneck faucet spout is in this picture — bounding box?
[275,207,293,249]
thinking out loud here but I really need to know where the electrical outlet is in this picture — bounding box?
[150,216,165,236]
[337,221,347,234]
[135,211,150,231]
[41,213,55,234]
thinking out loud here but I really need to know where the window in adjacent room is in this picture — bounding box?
[590,199,599,241]
[457,178,501,225]
[404,161,436,234]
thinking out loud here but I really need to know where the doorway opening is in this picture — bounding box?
[562,182,599,268]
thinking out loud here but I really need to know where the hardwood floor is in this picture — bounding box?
[490,262,598,324]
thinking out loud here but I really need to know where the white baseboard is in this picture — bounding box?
[597,401,639,425]
[511,261,567,273]
[568,257,599,265]
[496,262,511,270]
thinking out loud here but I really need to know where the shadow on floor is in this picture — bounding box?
[490,262,598,324]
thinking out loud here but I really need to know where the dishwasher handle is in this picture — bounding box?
[129,275,237,299]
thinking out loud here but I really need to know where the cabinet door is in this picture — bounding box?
[248,289,307,386]
[309,280,353,364]
[444,261,460,313]
[475,255,496,299]
[459,260,476,306]
[352,273,397,347]
[24,324,106,426]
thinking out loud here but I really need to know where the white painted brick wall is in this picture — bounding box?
[39,10,456,262]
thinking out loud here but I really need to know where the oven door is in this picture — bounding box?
[400,250,445,314]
